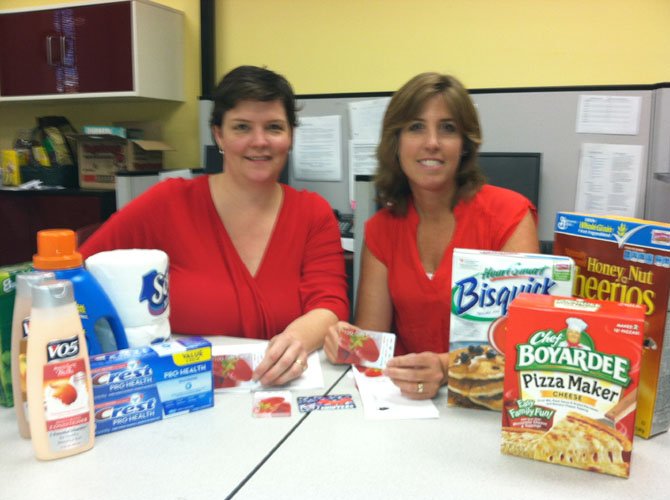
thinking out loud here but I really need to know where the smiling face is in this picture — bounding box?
[213,99,292,185]
[398,94,464,196]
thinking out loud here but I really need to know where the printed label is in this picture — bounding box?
[43,358,91,452]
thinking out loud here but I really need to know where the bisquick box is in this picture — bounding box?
[89,337,213,436]
[448,249,575,411]
[554,212,670,439]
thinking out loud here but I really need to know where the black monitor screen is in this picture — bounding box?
[477,152,541,209]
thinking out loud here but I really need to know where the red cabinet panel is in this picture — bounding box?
[0,2,133,97]
[0,189,116,266]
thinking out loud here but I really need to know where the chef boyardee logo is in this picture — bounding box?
[139,269,169,316]
[515,325,631,387]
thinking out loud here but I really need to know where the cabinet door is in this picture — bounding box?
[0,2,133,97]
[0,10,60,96]
[68,2,133,93]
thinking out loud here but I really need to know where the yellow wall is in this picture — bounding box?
[1,0,669,169]
[217,0,670,93]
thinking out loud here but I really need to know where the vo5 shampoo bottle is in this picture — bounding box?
[27,280,95,460]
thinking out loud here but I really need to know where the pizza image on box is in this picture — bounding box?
[501,293,645,478]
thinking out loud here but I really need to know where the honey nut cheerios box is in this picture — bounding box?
[553,212,670,439]
[501,293,645,478]
[448,249,575,411]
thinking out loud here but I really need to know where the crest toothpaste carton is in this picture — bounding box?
[448,249,575,411]
[554,212,670,438]
[90,337,213,435]
[94,387,163,435]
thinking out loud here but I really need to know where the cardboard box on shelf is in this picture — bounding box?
[75,122,174,190]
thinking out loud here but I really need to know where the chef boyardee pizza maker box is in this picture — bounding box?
[554,212,670,439]
[448,249,575,411]
[501,293,645,478]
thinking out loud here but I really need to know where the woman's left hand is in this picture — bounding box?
[253,331,309,386]
[384,352,446,400]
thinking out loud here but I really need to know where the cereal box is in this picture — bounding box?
[553,212,670,439]
[501,293,645,478]
[448,249,575,411]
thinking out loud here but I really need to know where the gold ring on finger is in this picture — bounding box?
[295,358,307,371]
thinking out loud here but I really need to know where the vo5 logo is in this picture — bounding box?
[46,336,80,362]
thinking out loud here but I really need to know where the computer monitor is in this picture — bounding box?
[477,152,541,209]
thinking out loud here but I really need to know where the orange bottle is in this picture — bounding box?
[33,229,128,354]
[26,280,95,460]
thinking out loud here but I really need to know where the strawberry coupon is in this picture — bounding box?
[335,327,395,369]
[252,391,292,418]
[211,344,265,392]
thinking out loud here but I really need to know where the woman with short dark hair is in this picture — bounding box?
[82,65,349,386]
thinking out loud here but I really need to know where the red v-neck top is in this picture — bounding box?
[80,176,349,338]
[365,184,536,355]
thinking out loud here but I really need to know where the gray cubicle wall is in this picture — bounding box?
[291,89,658,241]
[199,87,669,241]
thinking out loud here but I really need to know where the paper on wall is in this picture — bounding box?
[574,143,644,217]
[292,115,342,181]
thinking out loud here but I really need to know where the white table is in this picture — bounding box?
[2,340,669,499]
[0,337,348,500]
[238,369,670,500]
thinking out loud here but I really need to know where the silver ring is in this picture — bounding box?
[417,382,424,394]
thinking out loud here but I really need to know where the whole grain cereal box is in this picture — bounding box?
[501,293,645,478]
[448,249,575,411]
[553,212,670,439]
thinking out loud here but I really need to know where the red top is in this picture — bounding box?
[365,185,536,355]
[80,176,349,338]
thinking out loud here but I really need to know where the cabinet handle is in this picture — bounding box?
[46,35,55,66]
[60,36,73,68]
[45,35,62,66]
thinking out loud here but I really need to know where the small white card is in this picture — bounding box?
[352,365,439,420]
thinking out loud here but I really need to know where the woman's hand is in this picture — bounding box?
[253,331,309,386]
[324,321,359,364]
[384,352,446,400]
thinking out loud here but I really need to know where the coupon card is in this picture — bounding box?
[211,343,325,392]
[212,344,265,392]
[252,390,292,418]
[335,327,396,369]
[297,394,356,413]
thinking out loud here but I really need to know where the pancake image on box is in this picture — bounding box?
[500,293,645,478]
[448,249,575,411]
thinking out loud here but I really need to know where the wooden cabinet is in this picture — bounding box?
[0,0,183,101]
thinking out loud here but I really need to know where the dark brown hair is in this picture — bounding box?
[209,65,298,130]
[375,72,485,215]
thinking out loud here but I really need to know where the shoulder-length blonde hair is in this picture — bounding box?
[375,72,485,216]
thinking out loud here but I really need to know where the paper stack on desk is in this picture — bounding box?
[352,366,439,420]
